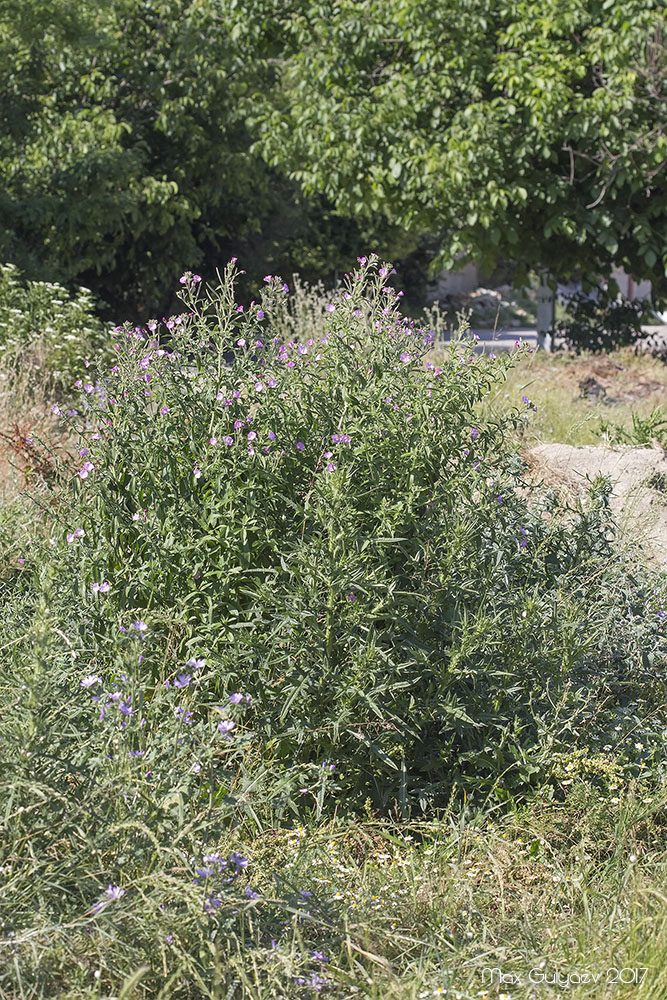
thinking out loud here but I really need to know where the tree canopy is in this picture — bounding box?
[246,0,667,301]
[0,0,407,314]
[0,0,664,312]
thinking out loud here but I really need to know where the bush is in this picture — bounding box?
[552,288,647,354]
[29,255,654,815]
[0,262,111,388]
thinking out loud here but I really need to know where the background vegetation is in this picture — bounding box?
[0,0,664,318]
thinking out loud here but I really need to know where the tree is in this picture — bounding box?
[241,0,667,303]
[0,0,407,315]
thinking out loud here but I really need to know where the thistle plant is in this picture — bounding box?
[36,255,633,813]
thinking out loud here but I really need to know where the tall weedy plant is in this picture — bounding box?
[50,256,615,811]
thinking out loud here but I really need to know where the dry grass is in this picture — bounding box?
[484,349,667,447]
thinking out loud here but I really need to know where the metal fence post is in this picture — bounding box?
[536,274,555,351]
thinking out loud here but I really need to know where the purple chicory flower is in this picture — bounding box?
[174,673,192,689]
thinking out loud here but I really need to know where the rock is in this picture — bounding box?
[529,443,667,569]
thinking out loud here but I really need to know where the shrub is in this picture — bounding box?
[0,262,111,388]
[30,255,653,815]
[552,288,647,353]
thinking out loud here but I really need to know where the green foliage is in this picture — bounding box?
[243,0,667,303]
[0,262,111,386]
[552,288,647,353]
[601,406,667,447]
[1,259,666,997]
[0,0,409,315]
[29,257,661,815]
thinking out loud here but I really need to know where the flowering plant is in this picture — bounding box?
[48,256,636,811]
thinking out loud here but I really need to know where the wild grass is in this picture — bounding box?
[0,260,665,1000]
[477,349,667,448]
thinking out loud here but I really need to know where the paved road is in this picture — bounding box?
[443,325,667,354]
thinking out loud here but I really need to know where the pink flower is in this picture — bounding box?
[400,352,410,363]
[325,304,335,313]
[223,435,233,446]
[209,437,218,445]
[193,467,202,480]
[247,431,256,442]
[193,274,201,283]
[237,338,246,347]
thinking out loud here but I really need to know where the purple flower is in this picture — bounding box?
[175,707,194,724]
[237,338,246,347]
[229,692,243,704]
[296,441,305,451]
[326,462,337,472]
[119,698,133,717]
[229,852,248,868]
[217,719,236,737]
[247,431,257,442]
[193,274,201,283]
[257,309,264,320]
[193,467,202,480]
[80,674,100,688]
[132,621,147,633]
[92,884,125,912]
[470,428,479,440]
[267,430,276,441]
[174,673,192,689]
[209,436,217,445]
[160,406,169,415]
[400,351,411,363]
[128,749,145,758]
[221,435,232,446]
[234,420,244,430]
[186,657,206,669]
[312,950,328,962]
